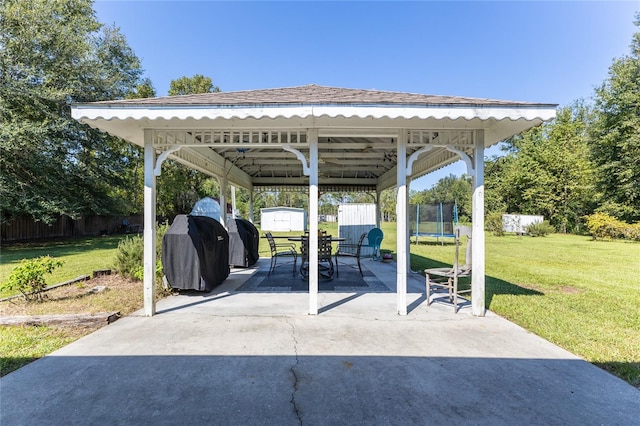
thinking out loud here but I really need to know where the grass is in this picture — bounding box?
[408,229,640,388]
[0,235,139,376]
[0,236,126,298]
[0,325,90,375]
[1,226,639,388]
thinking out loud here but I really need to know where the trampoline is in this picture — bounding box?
[409,202,458,244]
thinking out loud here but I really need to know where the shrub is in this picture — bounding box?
[584,213,640,241]
[486,212,505,236]
[525,221,555,237]
[584,212,621,240]
[484,213,504,237]
[625,223,640,242]
[113,223,169,281]
[114,235,144,279]
[1,256,64,301]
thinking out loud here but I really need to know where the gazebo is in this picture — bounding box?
[71,85,556,317]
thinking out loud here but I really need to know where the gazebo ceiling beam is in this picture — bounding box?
[169,146,253,189]
[253,177,378,186]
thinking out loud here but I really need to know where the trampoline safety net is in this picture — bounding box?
[409,203,457,238]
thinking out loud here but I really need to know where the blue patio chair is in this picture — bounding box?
[364,228,383,260]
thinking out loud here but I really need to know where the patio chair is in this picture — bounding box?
[265,232,297,276]
[424,226,472,313]
[363,227,384,260]
[300,235,335,280]
[334,232,367,277]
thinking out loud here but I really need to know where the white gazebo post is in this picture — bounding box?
[220,176,227,226]
[406,176,412,278]
[143,129,157,317]
[249,191,254,223]
[472,130,486,316]
[375,189,382,228]
[231,185,237,219]
[308,129,319,315]
[396,131,408,315]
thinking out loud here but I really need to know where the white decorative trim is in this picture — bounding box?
[71,105,557,123]
[154,146,181,176]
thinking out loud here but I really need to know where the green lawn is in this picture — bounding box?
[0,236,127,297]
[2,226,638,387]
[405,227,640,388]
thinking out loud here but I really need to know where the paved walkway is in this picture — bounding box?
[2,259,638,425]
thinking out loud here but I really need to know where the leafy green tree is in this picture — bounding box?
[0,0,145,224]
[168,74,220,96]
[233,186,251,218]
[485,103,596,232]
[156,165,213,219]
[276,191,308,209]
[589,14,640,222]
[126,78,156,100]
[380,188,397,222]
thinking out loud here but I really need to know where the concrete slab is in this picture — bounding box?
[2,259,638,425]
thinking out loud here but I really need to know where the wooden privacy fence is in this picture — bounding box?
[0,215,143,243]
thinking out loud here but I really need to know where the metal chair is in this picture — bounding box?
[300,235,335,280]
[335,232,367,277]
[265,232,297,276]
[425,226,472,313]
[363,227,384,260]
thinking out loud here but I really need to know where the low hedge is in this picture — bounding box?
[584,213,640,241]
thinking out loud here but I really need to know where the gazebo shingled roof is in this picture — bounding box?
[91,84,554,107]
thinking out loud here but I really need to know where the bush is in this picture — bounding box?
[113,223,169,281]
[584,213,640,241]
[486,212,505,236]
[114,235,144,279]
[525,221,555,237]
[1,256,64,301]
[625,223,640,242]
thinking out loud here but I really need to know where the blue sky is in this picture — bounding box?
[94,1,638,191]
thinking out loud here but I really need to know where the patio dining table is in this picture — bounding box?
[288,236,345,280]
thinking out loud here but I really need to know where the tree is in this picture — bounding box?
[168,74,220,96]
[0,0,145,224]
[126,78,156,100]
[589,13,640,222]
[485,103,596,232]
[379,188,397,222]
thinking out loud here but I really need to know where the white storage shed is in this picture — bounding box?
[502,214,544,234]
[338,203,377,257]
[260,207,307,232]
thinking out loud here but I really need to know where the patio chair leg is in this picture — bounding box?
[269,256,276,276]
[292,256,297,277]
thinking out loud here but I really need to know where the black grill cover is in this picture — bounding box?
[228,218,260,267]
[162,215,230,291]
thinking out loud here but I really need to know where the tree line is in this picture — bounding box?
[1,1,638,234]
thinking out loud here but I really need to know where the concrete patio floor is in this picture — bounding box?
[1,258,638,425]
